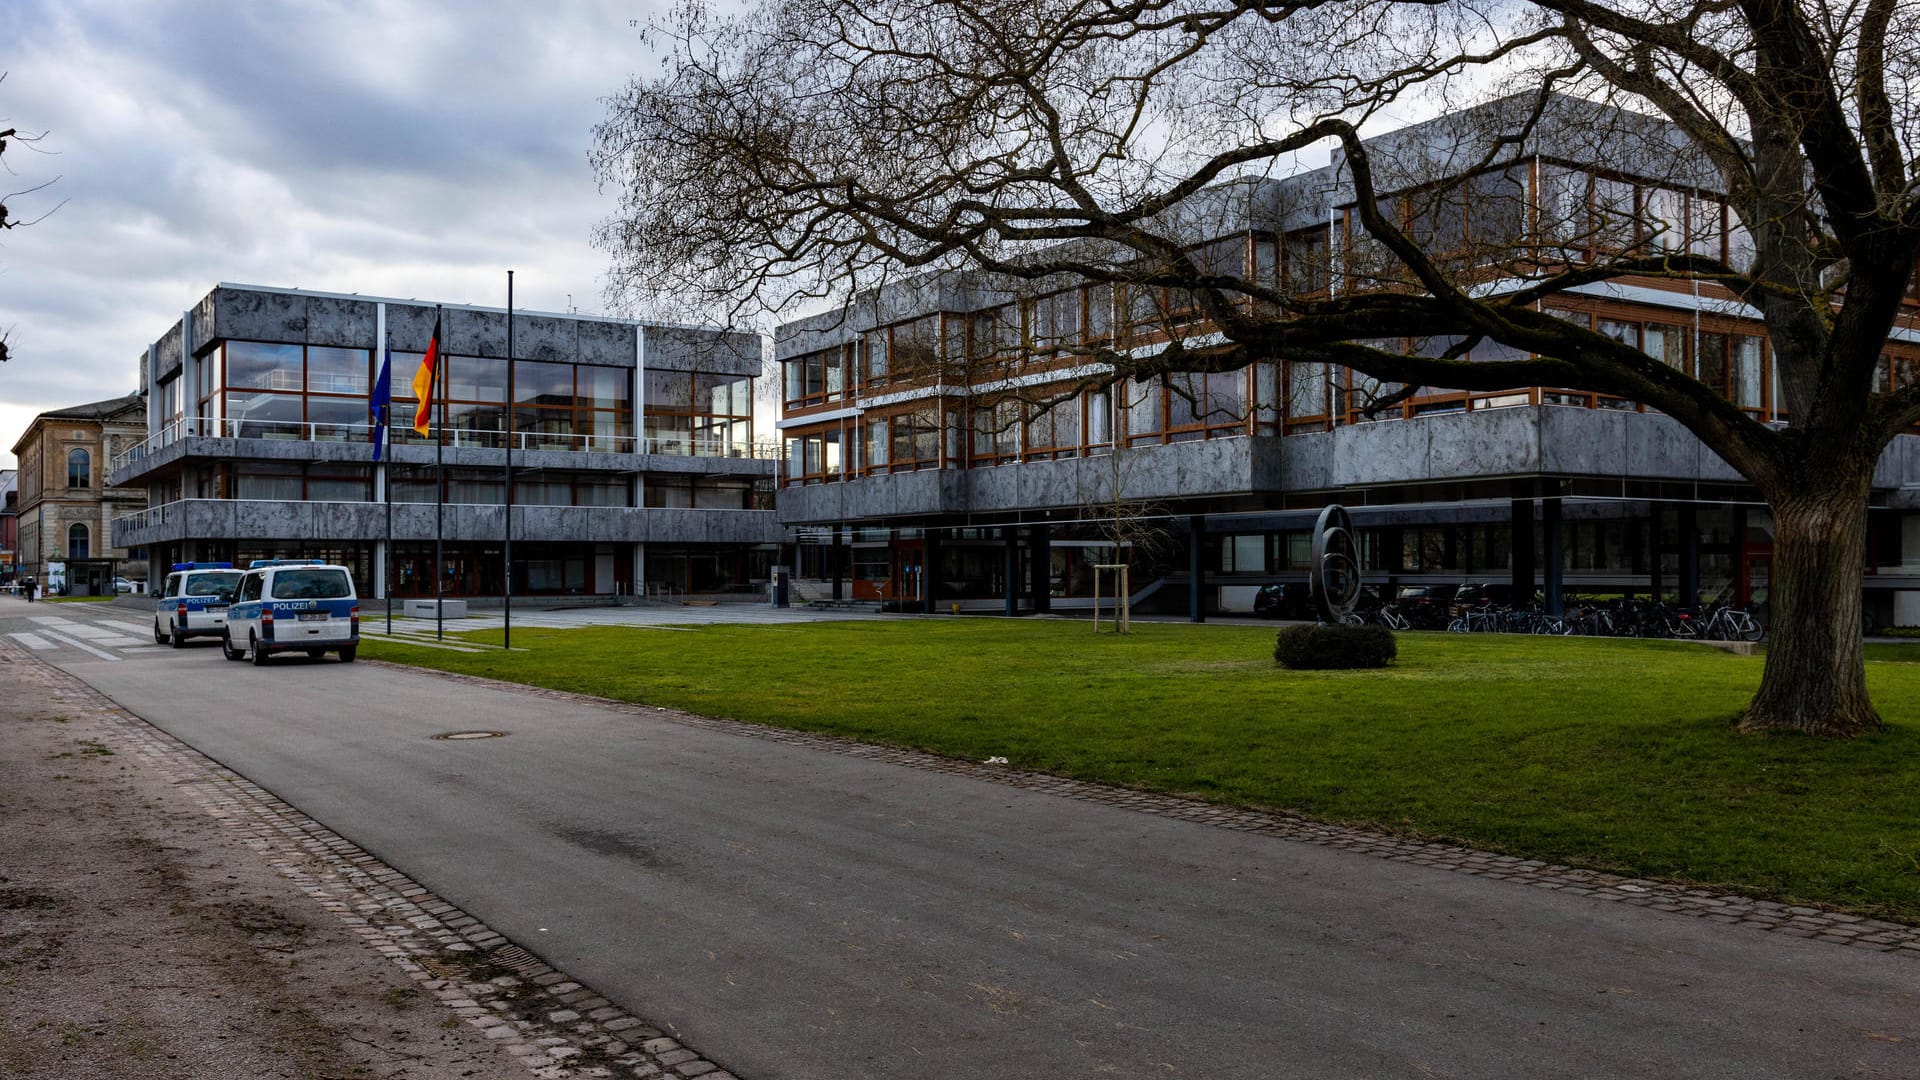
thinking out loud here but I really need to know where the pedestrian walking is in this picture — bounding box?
[24,576,36,603]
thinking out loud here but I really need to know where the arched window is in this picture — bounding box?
[67,448,91,489]
[67,523,90,561]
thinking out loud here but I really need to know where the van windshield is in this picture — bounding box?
[184,572,243,599]
[269,569,353,600]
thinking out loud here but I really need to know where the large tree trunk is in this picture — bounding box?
[1740,478,1883,737]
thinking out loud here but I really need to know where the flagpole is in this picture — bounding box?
[435,304,445,642]
[383,341,393,634]
[504,271,514,651]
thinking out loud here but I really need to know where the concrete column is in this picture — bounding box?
[1003,528,1019,616]
[831,528,846,602]
[634,543,647,599]
[923,529,942,614]
[1029,524,1051,614]
[180,308,197,434]
[1510,498,1535,600]
[1188,515,1206,623]
[1542,497,1564,616]
[146,345,160,439]
[1679,503,1700,609]
[374,541,387,600]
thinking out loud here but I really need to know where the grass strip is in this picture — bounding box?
[363,621,1920,923]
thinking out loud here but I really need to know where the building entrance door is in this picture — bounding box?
[892,542,924,603]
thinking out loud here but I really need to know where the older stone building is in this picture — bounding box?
[11,394,149,595]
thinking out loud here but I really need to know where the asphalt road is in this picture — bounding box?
[12,597,1919,1079]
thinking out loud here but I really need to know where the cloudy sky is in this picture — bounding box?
[2,0,667,468]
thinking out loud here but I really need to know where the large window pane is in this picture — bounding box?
[227,341,303,391]
[452,356,509,402]
[645,369,691,413]
[235,463,302,500]
[645,413,692,454]
[1735,336,1765,408]
[1125,376,1162,442]
[697,372,752,417]
[516,360,574,406]
[226,391,303,437]
[583,366,630,409]
[309,396,372,441]
[307,346,369,395]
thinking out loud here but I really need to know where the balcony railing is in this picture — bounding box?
[113,416,785,473]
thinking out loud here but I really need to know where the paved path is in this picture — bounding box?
[8,595,1918,1079]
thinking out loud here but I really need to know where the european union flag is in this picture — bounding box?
[370,346,393,462]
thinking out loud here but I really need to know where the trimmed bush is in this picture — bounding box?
[1273,623,1397,670]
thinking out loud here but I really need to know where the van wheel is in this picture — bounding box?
[170,621,187,648]
[338,645,356,663]
[249,633,270,666]
[221,631,245,661]
[154,620,170,645]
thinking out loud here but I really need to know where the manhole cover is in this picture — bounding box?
[432,731,507,741]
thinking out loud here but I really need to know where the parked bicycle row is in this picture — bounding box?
[1256,582,1766,640]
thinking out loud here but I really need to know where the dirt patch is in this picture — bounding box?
[0,648,535,1079]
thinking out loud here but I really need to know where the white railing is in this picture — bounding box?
[113,418,785,471]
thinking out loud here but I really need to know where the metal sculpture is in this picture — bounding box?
[1309,504,1362,625]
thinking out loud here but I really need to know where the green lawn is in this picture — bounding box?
[363,622,1920,922]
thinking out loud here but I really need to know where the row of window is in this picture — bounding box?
[785,371,1280,482]
[159,341,754,454]
[174,462,762,510]
[782,157,1875,416]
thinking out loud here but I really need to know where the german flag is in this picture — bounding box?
[410,314,441,437]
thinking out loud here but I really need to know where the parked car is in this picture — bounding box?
[1449,582,1524,615]
[154,563,246,647]
[113,576,136,593]
[1395,585,1460,629]
[1253,582,1313,620]
[222,560,359,664]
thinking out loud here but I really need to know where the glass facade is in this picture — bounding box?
[196,339,741,456]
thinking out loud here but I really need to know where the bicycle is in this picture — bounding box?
[1700,604,1765,642]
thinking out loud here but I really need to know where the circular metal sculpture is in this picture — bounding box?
[1309,504,1362,624]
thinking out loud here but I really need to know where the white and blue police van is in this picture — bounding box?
[153,562,247,648]
[221,560,360,665]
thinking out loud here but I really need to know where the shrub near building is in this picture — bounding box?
[1273,624,1396,670]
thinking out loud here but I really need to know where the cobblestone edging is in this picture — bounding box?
[2,642,736,1080]
[389,662,1920,958]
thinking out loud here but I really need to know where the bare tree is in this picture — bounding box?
[1,72,64,364]
[594,0,1920,737]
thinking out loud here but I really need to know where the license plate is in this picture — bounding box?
[298,612,329,622]
[207,604,228,612]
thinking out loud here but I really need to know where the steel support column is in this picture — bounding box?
[1511,497,1535,601]
[1029,524,1051,614]
[1679,503,1700,609]
[1189,515,1206,623]
[1543,497,1564,616]
[1003,529,1019,616]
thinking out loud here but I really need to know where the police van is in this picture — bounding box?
[153,562,246,648]
[221,560,360,665]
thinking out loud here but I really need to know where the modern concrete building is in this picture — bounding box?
[111,285,787,601]
[773,97,1920,624]
[1,469,17,583]
[12,394,150,595]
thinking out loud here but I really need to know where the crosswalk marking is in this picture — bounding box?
[35,628,122,662]
[10,632,53,650]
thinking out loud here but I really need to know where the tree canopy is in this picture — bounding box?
[594,0,1920,736]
